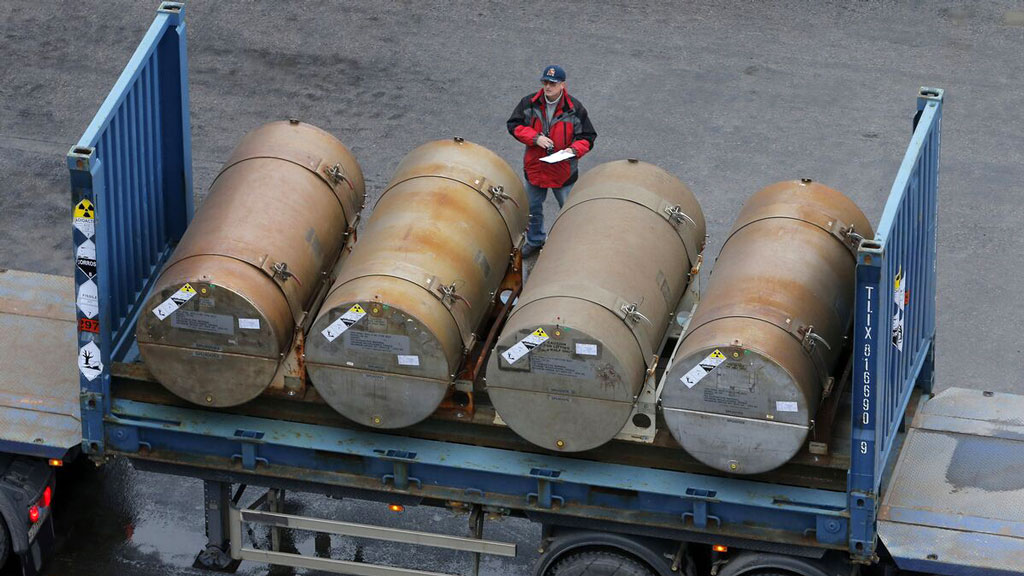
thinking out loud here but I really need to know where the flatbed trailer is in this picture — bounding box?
[47,3,1023,575]
[0,274,79,572]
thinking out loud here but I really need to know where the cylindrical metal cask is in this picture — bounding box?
[486,160,706,452]
[306,138,528,429]
[661,179,872,474]
[137,120,364,407]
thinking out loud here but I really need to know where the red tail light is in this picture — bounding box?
[28,505,39,523]
[42,486,52,508]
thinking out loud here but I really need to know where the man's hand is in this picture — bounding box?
[536,135,554,149]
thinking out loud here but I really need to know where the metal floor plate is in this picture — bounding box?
[0,270,80,458]
[879,387,1024,576]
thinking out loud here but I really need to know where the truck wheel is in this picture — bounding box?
[0,519,9,568]
[547,550,654,576]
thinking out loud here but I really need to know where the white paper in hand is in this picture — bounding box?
[540,149,575,163]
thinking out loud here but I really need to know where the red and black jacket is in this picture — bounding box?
[506,89,597,188]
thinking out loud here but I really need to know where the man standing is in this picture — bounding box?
[506,65,597,257]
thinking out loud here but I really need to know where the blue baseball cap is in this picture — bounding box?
[540,65,566,83]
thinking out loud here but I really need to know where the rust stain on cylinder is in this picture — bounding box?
[662,180,872,474]
[486,160,706,452]
[136,121,364,407]
[307,139,527,429]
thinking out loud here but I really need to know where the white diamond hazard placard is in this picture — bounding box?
[76,239,97,279]
[76,278,99,319]
[78,340,104,381]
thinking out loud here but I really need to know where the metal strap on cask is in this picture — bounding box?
[723,203,865,259]
[685,312,834,386]
[382,166,524,246]
[553,184,702,267]
[512,282,656,368]
[164,249,311,323]
[212,147,360,227]
[338,260,475,349]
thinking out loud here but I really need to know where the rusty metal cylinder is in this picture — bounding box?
[137,120,365,407]
[486,160,706,452]
[306,138,528,429]
[662,179,872,474]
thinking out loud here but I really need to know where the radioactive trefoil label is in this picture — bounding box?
[892,266,907,352]
[501,327,549,365]
[679,348,727,389]
[152,283,198,321]
[78,340,104,381]
[322,304,367,342]
[73,199,95,238]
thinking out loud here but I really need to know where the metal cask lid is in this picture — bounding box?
[485,298,642,452]
[662,318,817,475]
[306,279,455,429]
[136,257,288,407]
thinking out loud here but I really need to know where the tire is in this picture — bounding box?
[547,549,655,576]
[0,518,10,569]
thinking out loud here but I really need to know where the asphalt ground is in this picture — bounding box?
[1,1,1023,574]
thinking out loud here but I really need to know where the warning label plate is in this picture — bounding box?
[322,304,367,342]
[680,348,727,389]
[78,340,104,381]
[501,328,549,365]
[152,283,198,321]
[73,199,95,238]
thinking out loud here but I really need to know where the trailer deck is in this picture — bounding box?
[0,270,80,460]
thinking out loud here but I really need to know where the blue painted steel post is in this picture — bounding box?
[849,243,882,561]
[68,147,111,459]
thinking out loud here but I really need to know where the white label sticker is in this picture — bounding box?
[152,283,198,321]
[76,239,97,279]
[397,355,420,366]
[776,401,799,413]
[892,266,907,352]
[238,318,261,330]
[575,343,598,356]
[322,304,367,342]
[501,328,550,365]
[679,348,727,389]
[78,340,104,381]
[73,199,95,238]
[76,279,99,319]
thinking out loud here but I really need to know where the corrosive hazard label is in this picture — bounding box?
[73,199,95,238]
[76,239,97,279]
[679,348,727,389]
[501,328,549,365]
[322,304,367,342]
[152,283,197,321]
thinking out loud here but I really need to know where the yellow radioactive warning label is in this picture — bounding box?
[74,199,95,219]
[180,283,197,294]
[350,304,366,314]
[709,349,726,360]
[532,328,549,338]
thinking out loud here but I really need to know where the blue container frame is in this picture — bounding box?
[69,4,942,564]
[67,1,193,457]
[848,87,943,558]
